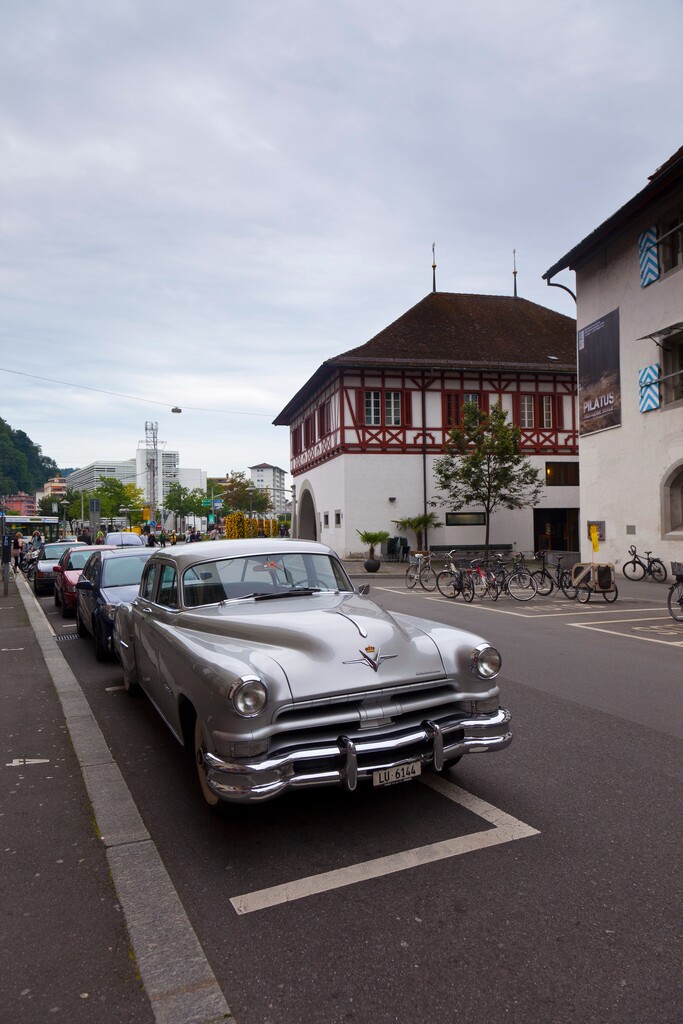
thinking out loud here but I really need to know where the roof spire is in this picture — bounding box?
[513,248,518,298]
[432,242,437,293]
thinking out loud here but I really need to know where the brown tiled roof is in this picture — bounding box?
[273,292,576,424]
[330,292,576,368]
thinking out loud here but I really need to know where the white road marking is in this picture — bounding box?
[374,586,665,620]
[6,758,50,767]
[568,615,683,646]
[1,647,25,651]
[230,777,539,915]
[105,685,125,692]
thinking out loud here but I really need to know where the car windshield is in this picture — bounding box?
[182,552,352,608]
[102,553,152,587]
[66,550,93,570]
[43,543,76,560]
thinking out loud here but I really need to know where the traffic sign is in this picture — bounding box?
[201,500,211,507]
[213,499,223,507]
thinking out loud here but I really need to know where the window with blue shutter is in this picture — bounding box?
[638,363,661,412]
[638,227,659,287]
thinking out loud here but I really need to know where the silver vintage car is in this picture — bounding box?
[113,539,512,807]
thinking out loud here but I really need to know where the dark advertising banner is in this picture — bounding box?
[578,308,621,435]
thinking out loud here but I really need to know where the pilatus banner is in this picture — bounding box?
[577,308,621,435]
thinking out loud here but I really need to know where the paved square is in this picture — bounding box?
[230,776,540,915]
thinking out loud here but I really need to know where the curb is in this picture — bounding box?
[14,577,235,1024]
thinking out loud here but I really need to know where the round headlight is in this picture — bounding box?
[470,643,502,679]
[230,676,268,718]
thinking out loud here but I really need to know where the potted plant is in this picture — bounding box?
[356,530,391,572]
[391,513,442,555]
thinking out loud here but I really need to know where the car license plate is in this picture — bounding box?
[372,761,421,787]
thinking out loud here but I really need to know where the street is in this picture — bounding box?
[21,579,683,1022]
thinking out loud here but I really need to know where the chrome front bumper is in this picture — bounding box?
[203,708,512,803]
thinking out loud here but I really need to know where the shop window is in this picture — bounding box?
[545,462,579,486]
[662,331,683,405]
[445,512,486,526]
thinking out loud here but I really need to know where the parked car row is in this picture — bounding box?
[33,538,513,811]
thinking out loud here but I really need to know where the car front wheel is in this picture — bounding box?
[194,717,220,807]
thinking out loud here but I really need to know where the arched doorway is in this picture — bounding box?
[662,460,683,535]
[298,488,317,541]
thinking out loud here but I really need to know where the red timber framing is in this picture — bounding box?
[289,368,578,475]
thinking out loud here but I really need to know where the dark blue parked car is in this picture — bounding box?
[76,547,154,661]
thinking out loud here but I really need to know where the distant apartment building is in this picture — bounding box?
[249,463,289,515]
[35,474,69,505]
[5,491,36,515]
[64,453,206,513]
[66,460,138,493]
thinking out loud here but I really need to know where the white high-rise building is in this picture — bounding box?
[249,464,288,515]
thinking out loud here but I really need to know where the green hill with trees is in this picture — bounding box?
[0,417,67,494]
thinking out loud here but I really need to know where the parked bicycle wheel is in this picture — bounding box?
[506,569,538,602]
[405,565,420,589]
[460,574,475,603]
[603,585,618,602]
[560,572,577,599]
[622,559,645,581]
[650,560,667,583]
[576,583,592,604]
[531,569,554,597]
[470,570,488,600]
[436,570,461,599]
[485,569,500,601]
[667,582,683,622]
[419,565,437,591]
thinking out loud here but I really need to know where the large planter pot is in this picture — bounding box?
[364,558,381,573]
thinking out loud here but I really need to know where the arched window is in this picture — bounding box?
[662,461,683,535]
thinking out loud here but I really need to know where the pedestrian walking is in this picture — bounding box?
[12,532,24,571]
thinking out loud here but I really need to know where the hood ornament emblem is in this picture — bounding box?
[343,645,397,673]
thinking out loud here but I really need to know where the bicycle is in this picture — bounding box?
[464,559,500,601]
[405,551,437,592]
[622,545,667,583]
[488,554,538,602]
[532,551,575,598]
[436,551,474,601]
[666,561,683,622]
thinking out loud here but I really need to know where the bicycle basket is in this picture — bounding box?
[671,561,683,578]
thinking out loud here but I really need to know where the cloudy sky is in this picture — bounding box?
[1,0,681,489]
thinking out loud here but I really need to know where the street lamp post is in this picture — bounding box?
[119,506,131,531]
[60,500,69,538]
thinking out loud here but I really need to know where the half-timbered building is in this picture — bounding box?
[274,291,578,558]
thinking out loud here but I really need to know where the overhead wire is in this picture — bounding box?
[0,366,271,417]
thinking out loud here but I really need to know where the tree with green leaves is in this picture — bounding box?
[93,478,146,525]
[165,483,207,521]
[217,471,272,516]
[391,512,442,553]
[433,402,542,560]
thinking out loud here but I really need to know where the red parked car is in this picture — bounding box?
[54,545,113,616]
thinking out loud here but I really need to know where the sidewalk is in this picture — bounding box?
[0,576,232,1024]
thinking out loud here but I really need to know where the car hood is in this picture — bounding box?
[177,592,447,701]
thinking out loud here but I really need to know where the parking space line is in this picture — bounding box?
[568,615,683,646]
[373,586,661,619]
[230,778,539,915]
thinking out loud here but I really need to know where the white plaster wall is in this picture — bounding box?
[296,451,579,558]
[575,196,683,566]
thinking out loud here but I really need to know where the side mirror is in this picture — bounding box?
[357,584,370,595]
[76,579,94,591]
